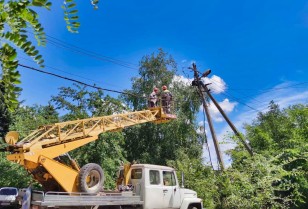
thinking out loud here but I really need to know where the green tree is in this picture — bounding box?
[230,101,308,208]
[167,149,218,208]
[122,49,203,165]
[216,155,301,209]
[51,84,127,189]
[0,103,58,188]
[0,0,99,110]
[0,0,49,110]
[9,104,59,138]
[169,151,302,209]
[0,82,11,140]
[0,152,34,188]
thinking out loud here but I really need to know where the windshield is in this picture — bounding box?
[0,188,18,196]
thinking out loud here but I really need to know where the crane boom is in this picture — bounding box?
[3,107,175,193]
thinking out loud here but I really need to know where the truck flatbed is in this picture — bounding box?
[31,190,143,208]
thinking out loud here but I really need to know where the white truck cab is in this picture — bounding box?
[128,164,202,209]
[0,187,19,207]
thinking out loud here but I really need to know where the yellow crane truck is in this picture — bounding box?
[2,106,202,209]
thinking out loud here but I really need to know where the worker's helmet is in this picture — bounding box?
[162,85,167,90]
[154,87,158,92]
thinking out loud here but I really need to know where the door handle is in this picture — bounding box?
[163,189,168,193]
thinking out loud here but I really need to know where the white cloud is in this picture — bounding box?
[172,74,227,94]
[197,121,208,135]
[198,120,207,127]
[172,75,193,86]
[181,59,187,63]
[201,99,237,122]
[201,75,227,94]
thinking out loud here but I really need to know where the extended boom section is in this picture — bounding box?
[4,107,175,193]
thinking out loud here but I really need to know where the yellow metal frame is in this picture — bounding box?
[6,108,175,192]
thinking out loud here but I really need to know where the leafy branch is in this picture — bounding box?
[0,0,49,110]
[0,0,99,111]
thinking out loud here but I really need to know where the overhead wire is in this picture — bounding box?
[45,34,138,68]
[20,32,308,113]
[228,82,308,91]
[23,32,308,112]
[46,39,138,71]
[223,81,308,111]
[18,63,146,99]
[27,33,278,111]
[17,63,204,115]
[18,56,126,90]
[27,31,139,70]
[221,83,264,104]
[225,82,308,105]
[185,66,308,113]
[207,81,261,113]
[202,107,214,170]
[204,77,307,113]
[185,67,261,112]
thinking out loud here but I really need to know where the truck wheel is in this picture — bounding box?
[188,203,201,209]
[79,163,104,193]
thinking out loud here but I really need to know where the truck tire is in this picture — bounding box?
[79,163,104,193]
[188,203,202,209]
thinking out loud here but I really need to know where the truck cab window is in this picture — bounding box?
[149,170,160,185]
[131,169,142,179]
[0,188,18,195]
[163,171,176,186]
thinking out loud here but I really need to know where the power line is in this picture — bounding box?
[17,62,195,106]
[26,31,139,70]
[202,108,214,170]
[208,81,261,113]
[18,56,126,90]
[45,34,138,67]
[205,78,307,113]
[226,82,308,104]
[45,35,139,70]
[186,66,307,111]
[47,39,138,70]
[18,63,145,99]
[185,67,265,112]
[228,82,308,91]
[223,81,308,111]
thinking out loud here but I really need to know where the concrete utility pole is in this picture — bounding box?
[200,84,253,156]
[190,63,253,158]
[190,63,225,170]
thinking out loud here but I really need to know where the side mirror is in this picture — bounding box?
[181,171,185,188]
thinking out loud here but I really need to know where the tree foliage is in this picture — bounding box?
[0,152,34,188]
[0,0,48,110]
[0,0,99,111]
[0,104,58,188]
[0,82,11,140]
[51,84,127,190]
[230,101,308,208]
[167,149,218,208]
[122,49,203,165]
[169,151,302,209]
[9,104,59,138]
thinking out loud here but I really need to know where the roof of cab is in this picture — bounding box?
[131,164,175,171]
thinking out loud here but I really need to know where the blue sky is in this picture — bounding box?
[17,0,308,167]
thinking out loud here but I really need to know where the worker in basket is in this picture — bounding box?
[161,85,173,114]
[148,87,159,107]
